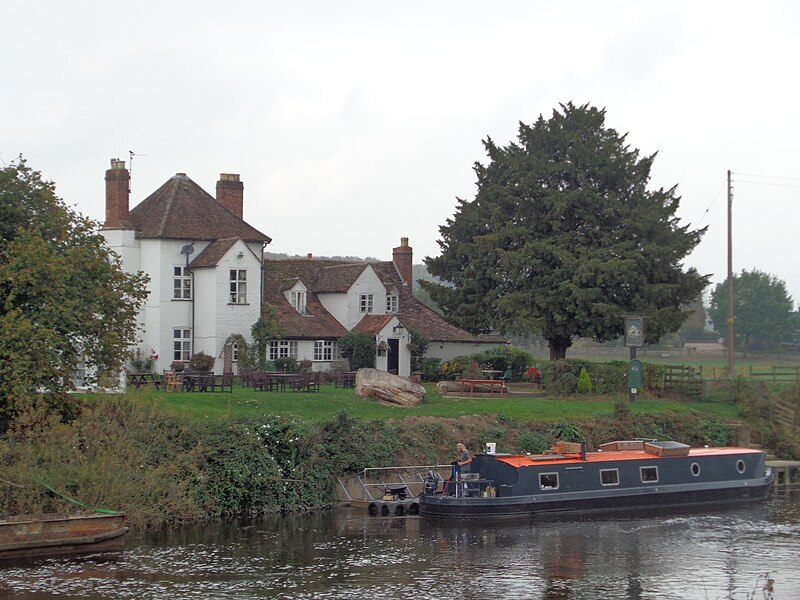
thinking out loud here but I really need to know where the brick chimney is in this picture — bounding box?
[392,237,413,286]
[216,173,243,219]
[104,158,130,228]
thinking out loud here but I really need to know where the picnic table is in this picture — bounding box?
[182,372,215,392]
[267,372,300,392]
[128,372,162,390]
[460,378,507,396]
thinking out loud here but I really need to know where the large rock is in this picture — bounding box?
[356,368,425,406]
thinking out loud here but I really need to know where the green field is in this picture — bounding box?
[126,383,738,423]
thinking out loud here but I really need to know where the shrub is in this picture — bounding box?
[274,357,298,373]
[551,372,578,396]
[518,431,552,454]
[338,332,376,371]
[189,351,214,371]
[129,348,156,373]
[417,358,442,381]
[460,346,533,381]
[577,367,592,394]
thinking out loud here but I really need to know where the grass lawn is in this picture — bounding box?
[120,383,739,424]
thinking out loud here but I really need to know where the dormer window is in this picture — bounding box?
[291,290,307,314]
[359,293,374,313]
[386,294,398,313]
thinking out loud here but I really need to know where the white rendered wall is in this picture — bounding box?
[193,241,262,373]
[321,266,387,330]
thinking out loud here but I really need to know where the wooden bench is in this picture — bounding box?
[334,372,357,388]
[460,379,507,396]
[128,372,162,390]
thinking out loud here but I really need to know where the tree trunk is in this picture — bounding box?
[548,337,572,360]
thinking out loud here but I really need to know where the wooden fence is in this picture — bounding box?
[704,365,800,383]
[663,365,704,396]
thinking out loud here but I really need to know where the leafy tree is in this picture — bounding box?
[0,158,148,428]
[405,325,430,373]
[337,332,376,370]
[708,270,797,352]
[422,103,707,359]
[250,306,285,370]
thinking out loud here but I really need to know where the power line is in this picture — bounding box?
[735,171,800,182]
[695,179,725,227]
[734,179,800,189]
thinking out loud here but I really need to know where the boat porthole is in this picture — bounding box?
[691,462,701,477]
[737,460,746,474]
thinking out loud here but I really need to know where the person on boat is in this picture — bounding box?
[453,443,473,479]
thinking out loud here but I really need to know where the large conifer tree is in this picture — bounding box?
[422,103,708,359]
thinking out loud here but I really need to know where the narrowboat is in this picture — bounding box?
[419,440,774,518]
[0,512,129,560]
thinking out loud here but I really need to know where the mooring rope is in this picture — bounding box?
[31,478,122,515]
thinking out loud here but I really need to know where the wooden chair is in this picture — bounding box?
[252,371,270,391]
[307,371,320,392]
[163,371,181,392]
[210,372,234,393]
[292,373,310,392]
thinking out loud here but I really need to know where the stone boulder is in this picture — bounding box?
[356,368,425,406]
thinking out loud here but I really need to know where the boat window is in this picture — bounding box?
[600,468,619,486]
[640,466,659,483]
[691,462,701,477]
[539,473,559,490]
[736,460,746,474]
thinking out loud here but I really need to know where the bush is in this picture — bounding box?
[129,348,156,373]
[551,372,578,396]
[189,351,215,371]
[274,357,298,373]
[518,431,553,454]
[417,358,442,381]
[577,367,592,394]
[338,332,376,371]
[460,346,533,381]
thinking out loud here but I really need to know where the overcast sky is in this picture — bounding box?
[3,1,799,305]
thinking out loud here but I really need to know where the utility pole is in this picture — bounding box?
[727,170,735,379]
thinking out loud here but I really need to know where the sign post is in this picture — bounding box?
[623,315,645,402]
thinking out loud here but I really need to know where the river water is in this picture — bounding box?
[2,492,799,599]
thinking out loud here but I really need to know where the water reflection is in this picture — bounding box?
[1,493,799,599]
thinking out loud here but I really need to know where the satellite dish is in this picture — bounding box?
[180,244,195,256]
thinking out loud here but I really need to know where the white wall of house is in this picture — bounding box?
[193,241,262,373]
[373,317,410,377]
[344,266,387,329]
[102,232,265,374]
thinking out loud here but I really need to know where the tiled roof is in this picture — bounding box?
[314,264,370,292]
[263,257,498,344]
[263,259,350,339]
[190,238,238,268]
[129,174,271,243]
[352,314,394,335]
[371,262,496,343]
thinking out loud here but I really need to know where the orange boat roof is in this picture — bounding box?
[495,447,763,468]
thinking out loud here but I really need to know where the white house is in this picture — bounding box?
[263,239,503,377]
[101,159,272,374]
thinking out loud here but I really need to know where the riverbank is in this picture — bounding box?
[0,388,747,530]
